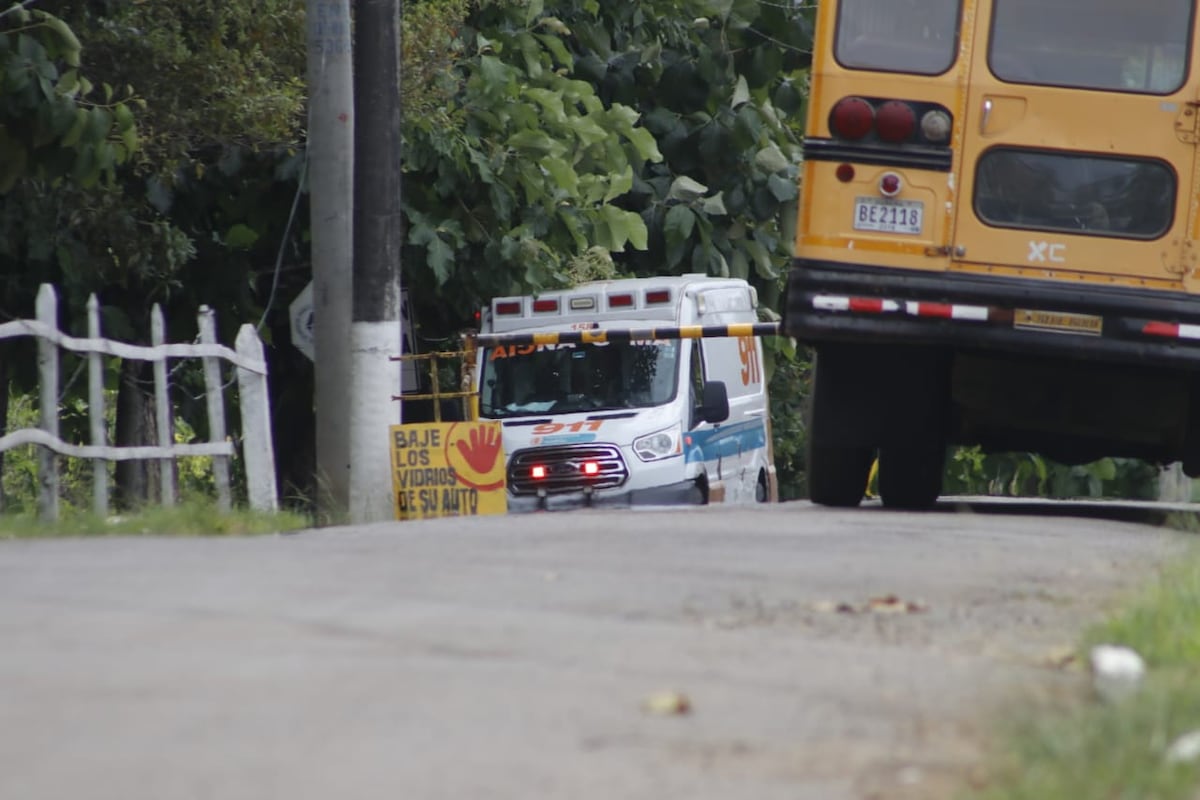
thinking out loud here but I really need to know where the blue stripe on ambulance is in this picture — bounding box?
[683,420,767,463]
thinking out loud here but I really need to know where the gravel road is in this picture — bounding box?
[0,501,1188,800]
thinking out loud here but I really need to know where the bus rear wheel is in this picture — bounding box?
[805,345,878,508]
[808,443,875,507]
[877,445,945,510]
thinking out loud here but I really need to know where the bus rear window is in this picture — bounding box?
[991,0,1192,93]
[835,0,961,75]
[974,149,1175,239]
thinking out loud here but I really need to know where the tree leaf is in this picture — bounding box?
[60,107,89,148]
[754,142,791,174]
[767,173,796,202]
[223,223,259,249]
[700,191,728,216]
[664,204,696,249]
[541,155,578,194]
[731,74,751,108]
[603,163,633,203]
[38,14,82,67]
[667,176,708,202]
[0,133,27,193]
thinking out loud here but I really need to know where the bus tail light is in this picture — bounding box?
[875,101,917,142]
[829,96,875,140]
[920,109,953,143]
[878,172,902,197]
[828,97,953,145]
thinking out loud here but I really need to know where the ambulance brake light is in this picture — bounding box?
[645,289,671,305]
[608,293,635,309]
[495,300,522,315]
[532,298,559,313]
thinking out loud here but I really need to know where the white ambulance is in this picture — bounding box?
[475,275,778,511]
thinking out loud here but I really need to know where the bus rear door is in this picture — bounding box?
[952,0,1198,289]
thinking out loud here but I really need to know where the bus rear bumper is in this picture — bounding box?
[785,260,1200,370]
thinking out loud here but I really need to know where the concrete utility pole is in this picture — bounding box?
[306,0,355,519]
[350,0,404,522]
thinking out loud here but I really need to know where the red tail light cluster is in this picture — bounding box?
[874,101,916,143]
[829,96,952,145]
[829,96,875,140]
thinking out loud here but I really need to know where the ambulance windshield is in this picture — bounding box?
[479,340,681,418]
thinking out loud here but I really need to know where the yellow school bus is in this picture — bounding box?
[785,0,1200,508]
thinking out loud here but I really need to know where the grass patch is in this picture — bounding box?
[966,551,1200,800]
[0,500,313,538]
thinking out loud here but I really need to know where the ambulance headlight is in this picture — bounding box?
[633,425,682,462]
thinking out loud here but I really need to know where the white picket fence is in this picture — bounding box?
[0,284,278,520]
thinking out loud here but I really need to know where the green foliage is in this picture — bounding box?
[0,4,138,191]
[402,0,666,327]
[1,390,103,514]
[0,499,311,537]
[969,677,1200,800]
[2,384,277,515]
[968,552,1200,800]
[766,334,808,501]
[565,0,812,313]
[944,446,1161,500]
[1085,556,1200,669]
[56,0,306,173]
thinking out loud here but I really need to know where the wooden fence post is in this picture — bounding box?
[235,325,278,511]
[87,294,109,518]
[150,304,176,507]
[36,284,59,522]
[198,307,232,512]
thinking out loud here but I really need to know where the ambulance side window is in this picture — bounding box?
[689,340,706,429]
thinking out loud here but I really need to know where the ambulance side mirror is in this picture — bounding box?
[699,380,730,424]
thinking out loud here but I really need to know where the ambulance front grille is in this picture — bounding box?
[507,444,629,495]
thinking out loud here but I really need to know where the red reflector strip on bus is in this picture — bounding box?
[1143,321,1200,340]
[814,295,989,322]
[905,301,989,321]
[813,296,899,314]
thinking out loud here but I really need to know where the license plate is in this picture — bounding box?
[853,197,924,235]
[1014,309,1103,336]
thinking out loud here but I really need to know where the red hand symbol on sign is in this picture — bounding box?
[455,425,502,475]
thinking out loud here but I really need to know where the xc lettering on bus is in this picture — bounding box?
[1028,242,1066,264]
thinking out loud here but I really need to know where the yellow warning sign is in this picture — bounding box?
[390,422,507,520]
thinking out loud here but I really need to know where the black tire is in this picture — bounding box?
[808,442,875,507]
[877,445,945,510]
[805,346,877,508]
[755,471,769,503]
